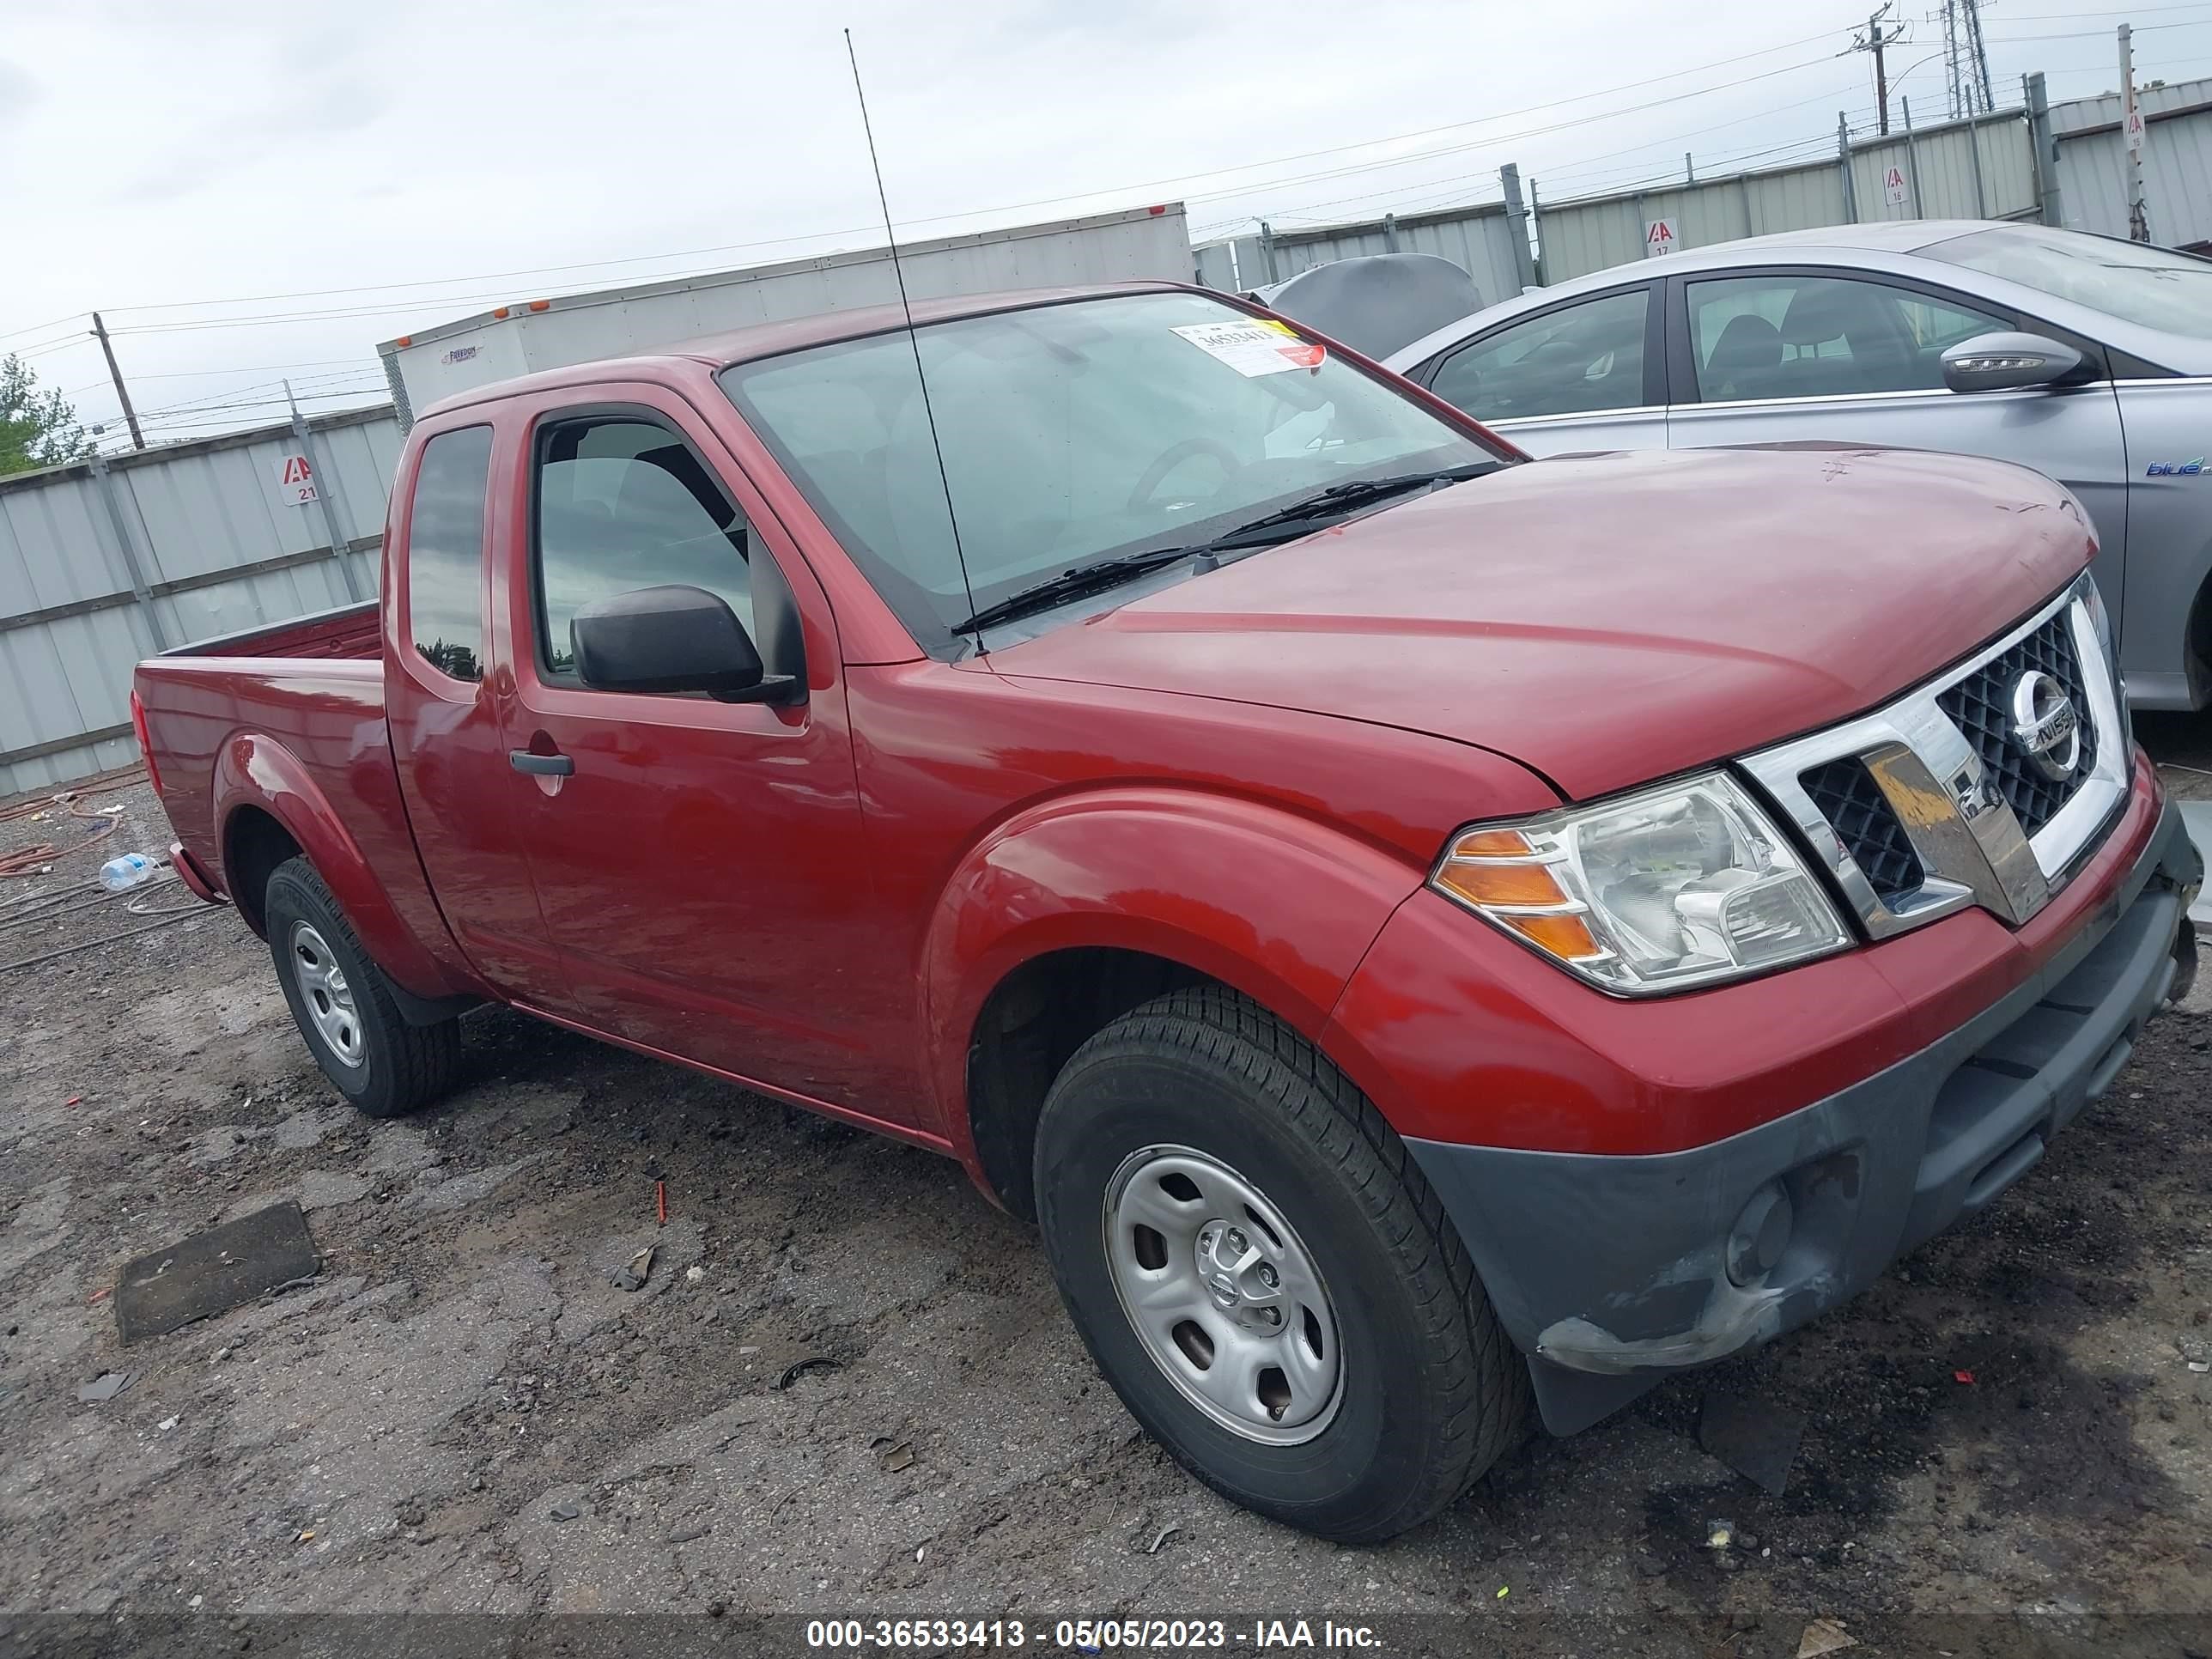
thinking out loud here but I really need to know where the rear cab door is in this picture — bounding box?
[384,409,570,1009]
[1403,280,1667,456]
[1659,263,2130,619]
[486,379,915,1122]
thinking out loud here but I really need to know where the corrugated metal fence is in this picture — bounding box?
[0,406,400,797]
[1195,106,2043,295]
[2051,76,2212,248]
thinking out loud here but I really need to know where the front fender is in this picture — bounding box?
[213,732,471,1000]
[921,786,1425,1155]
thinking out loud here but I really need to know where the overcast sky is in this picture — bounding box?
[2,0,2200,447]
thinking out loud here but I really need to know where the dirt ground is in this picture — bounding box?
[4,747,2212,1658]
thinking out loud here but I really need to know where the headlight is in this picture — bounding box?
[1431,771,1853,995]
[2077,573,2130,744]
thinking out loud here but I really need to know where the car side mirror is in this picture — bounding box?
[570,584,800,704]
[1940,331,2086,394]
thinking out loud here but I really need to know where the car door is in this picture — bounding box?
[1409,283,1667,456]
[1662,267,2130,617]
[492,385,913,1124]
[384,415,570,1009]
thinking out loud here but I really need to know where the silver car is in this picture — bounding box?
[1383,222,2212,709]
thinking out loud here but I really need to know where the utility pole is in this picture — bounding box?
[1838,111,1860,222]
[1964,0,1993,113]
[1685,151,1696,184]
[2121,23,2150,241]
[1851,4,1906,136]
[88,313,143,452]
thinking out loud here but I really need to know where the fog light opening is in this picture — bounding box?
[1725,1182,1794,1288]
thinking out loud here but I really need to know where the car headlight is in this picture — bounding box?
[2076,572,2130,745]
[1431,771,1853,995]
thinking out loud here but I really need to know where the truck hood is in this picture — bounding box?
[988,445,2094,801]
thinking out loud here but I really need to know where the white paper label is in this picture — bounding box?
[1172,319,1327,377]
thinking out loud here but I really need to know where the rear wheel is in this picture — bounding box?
[1034,988,1528,1541]
[264,857,459,1118]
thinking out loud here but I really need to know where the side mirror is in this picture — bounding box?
[570,585,799,704]
[1940,331,2085,394]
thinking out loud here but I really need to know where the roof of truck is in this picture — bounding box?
[416,281,1187,421]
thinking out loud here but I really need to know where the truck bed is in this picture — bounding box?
[158,599,381,661]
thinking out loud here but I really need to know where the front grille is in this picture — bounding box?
[1937,611,2099,838]
[1801,757,1924,905]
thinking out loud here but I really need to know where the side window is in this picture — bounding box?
[1688,274,2008,404]
[406,426,493,685]
[1426,288,1650,422]
[533,417,754,680]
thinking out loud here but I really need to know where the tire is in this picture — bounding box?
[1033,987,1528,1542]
[264,855,460,1119]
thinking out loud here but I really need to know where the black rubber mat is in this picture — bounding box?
[113,1202,319,1344]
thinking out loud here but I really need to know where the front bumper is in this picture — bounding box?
[1403,796,2199,1436]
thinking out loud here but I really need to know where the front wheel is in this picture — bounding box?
[264,856,459,1118]
[1034,988,1528,1541]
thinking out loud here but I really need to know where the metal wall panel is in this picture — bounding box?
[0,405,398,796]
[2051,77,2212,246]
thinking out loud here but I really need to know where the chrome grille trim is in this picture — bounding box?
[1739,574,2126,939]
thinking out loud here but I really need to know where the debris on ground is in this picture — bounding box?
[610,1243,655,1293]
[1699,1390,1807,1496]
[113,1202,319,1344]
[1140,1523,1181,1555]
[1954,1369,1976,1383]
[684,1265,705,1283]
[549,1501,582,1522]
[777,1357,841,1390]
[878,1442,915,1473]
[157,1415,179,1432]
[75,1371,134,1403]
[656,1180,668,1225]
[666,1525,710,1545]
[1796,1617,1856,1657]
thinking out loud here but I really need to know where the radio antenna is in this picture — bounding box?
[844,28,981,649]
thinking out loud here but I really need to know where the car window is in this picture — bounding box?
[533,416,754,679]
[405,425,493,685]
[720,290,1500,655]
[1927,224,2212,336]
[1425,289,1650,422]
[1688,274,2007,403]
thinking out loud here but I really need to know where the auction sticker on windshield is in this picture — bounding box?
[1172,318,1327,376]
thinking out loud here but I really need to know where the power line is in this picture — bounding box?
[81,23,1857,332]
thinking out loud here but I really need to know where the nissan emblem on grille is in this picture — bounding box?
[2009,670,2081,781]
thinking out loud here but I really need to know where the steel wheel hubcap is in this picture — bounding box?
[288,921,363,1067]
[1103,1145,1343,1445]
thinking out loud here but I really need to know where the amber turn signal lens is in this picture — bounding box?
[1501,911,1606,961]
[1450,828,1533,857]
[1434,860,1567,908]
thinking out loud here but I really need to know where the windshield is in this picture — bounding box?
[719,291,1504,652]
[1926,225,2212,336]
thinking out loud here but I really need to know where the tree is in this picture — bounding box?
[1,353,94,476]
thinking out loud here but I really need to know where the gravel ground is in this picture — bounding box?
[3,756,2210,1658]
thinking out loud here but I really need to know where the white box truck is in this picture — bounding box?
[378,204,1193,426]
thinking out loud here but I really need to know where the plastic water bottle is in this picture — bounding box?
[99,853,155,892]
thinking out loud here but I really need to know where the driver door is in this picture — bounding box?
[490,385,913,1122]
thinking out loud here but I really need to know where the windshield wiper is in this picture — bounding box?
[954,544,1218,634]
[1189,461,1498,549]
[953,462,1497,635]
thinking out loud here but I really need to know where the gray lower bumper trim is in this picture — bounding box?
[1407,799,2198,1436]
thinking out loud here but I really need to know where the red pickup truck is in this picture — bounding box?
[133,283,2198,1541]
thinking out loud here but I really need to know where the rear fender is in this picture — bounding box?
[921,787,1423,1160]
[213,734,466,1000]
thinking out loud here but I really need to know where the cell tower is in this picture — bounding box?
[1943,0,1995,118]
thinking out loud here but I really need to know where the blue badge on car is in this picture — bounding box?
[2145,457,2204,476]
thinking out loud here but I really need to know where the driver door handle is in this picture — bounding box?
[508,750,574,777]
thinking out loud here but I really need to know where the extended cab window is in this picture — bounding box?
[1688,274,2006,403]
[533,417,754,678]
[719,290,1500,655]
[1425,289,1650,423]
[406,425,494,684]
